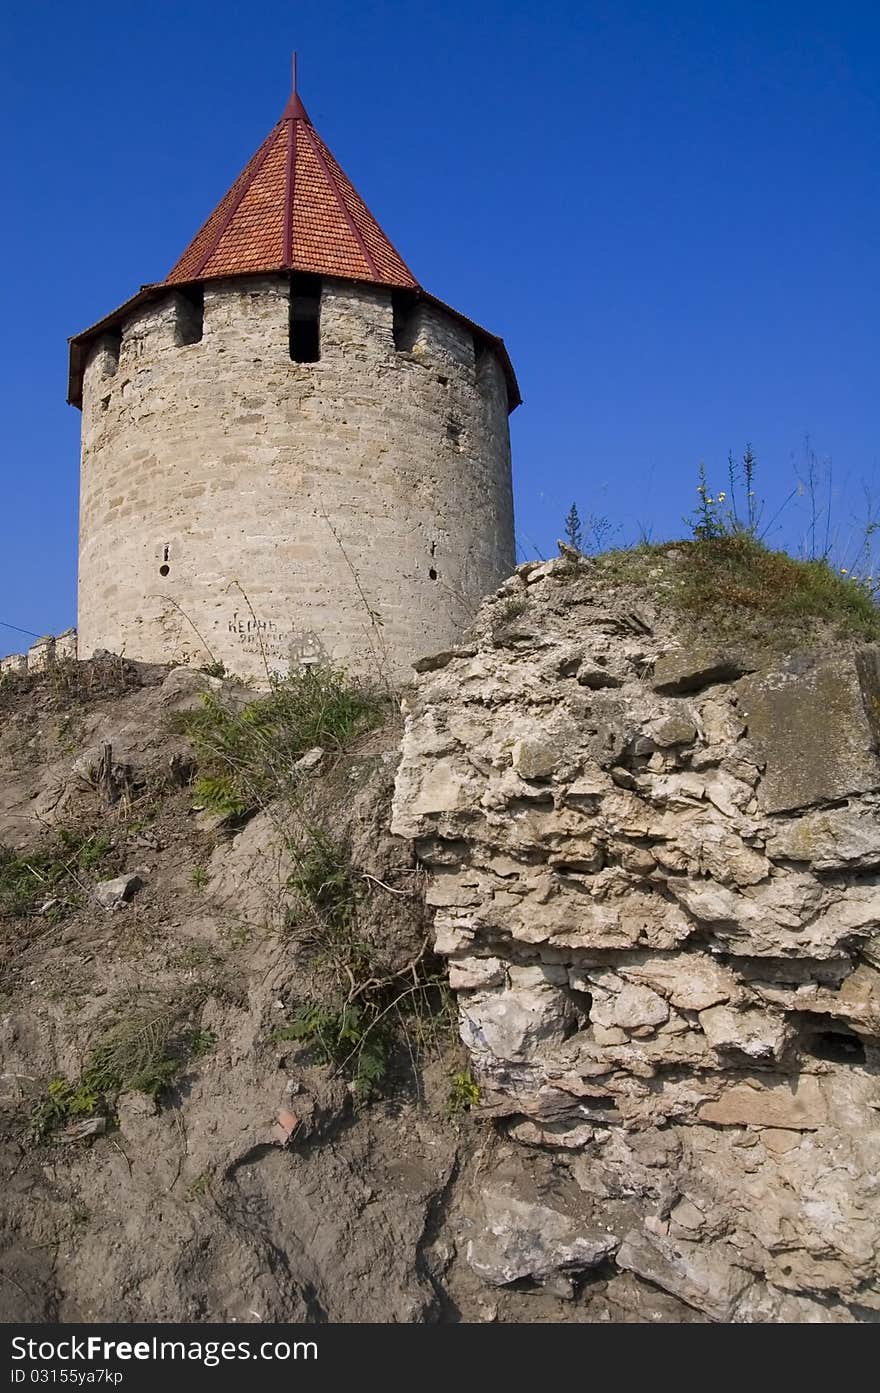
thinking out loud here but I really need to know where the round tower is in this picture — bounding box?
[68,73,519,682]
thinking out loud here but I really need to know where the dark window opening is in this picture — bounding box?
[159,545,170,577]
[392,290,417,352]
[804,1026,866,1066]
[290,273,321,362]
[159,564,170,577]
[428,567,438,581]
[474,335,493,367]
[100,330,121,377]
[474,336,495,391]
[176,285,204,345]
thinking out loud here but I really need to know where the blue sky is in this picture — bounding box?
[2,0,878,653]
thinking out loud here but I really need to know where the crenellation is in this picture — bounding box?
[87,332,121,382]
[407,302,475,371]
[320,279,393,356]
[54,628,78,661]
[228,275,290,342]
[121,295,188,360]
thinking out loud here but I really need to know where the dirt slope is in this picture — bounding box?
[0,658,692,1323]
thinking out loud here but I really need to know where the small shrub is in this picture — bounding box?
[288,830,357,928]
[278,1002,393,1102]
[0,655,140,715]
[282,844,454,1104]
[70,828,114,873]
[493,595,528,627]
[56,713,85,755]
[560,503,619,556]
[188,1028,217,1058]
[563,502,583,553]
[175,665,385,817]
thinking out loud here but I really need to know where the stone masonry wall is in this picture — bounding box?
[1,629,77,674]
[77,277,514,681]
[392,555,880,1321]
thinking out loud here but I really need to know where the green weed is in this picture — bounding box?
[29,993,215,1141]
[0,828,115,920]
[174,665,385,817]
[447,1068,480,1117]
[30,1077,102,1140]
[288,831,357,929]
[282,826,452,1102]
[185,1171,212,1201]
[190,864,209,890]
[277,1002,392,1102]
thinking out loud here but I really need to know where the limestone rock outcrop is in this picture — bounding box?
[393,553,880,1321]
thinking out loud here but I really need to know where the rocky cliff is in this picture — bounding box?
[392,550,880,1321]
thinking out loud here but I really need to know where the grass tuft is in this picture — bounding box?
[0,828,115,921]
[598,535,880,643]
[174,665,386,817]
[29,993,214,1141]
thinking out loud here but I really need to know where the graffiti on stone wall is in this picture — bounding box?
[227,613,328,669]
[288,630,328,667]
[228,612,286,659]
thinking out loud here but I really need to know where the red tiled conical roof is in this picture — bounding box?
[68,72,521,410]
[165,86,417,289]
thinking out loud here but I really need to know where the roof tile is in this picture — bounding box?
[165,91,417,289]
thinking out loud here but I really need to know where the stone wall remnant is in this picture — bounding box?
[1,629,77,675]
[392,554,880,1321]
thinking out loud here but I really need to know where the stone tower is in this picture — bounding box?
[68,72,519,681]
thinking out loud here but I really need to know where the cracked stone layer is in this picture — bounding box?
[392,554,880,1321]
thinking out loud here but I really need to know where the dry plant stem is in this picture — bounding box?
[319,505,392,687]
[228,579,272,685]
[328,978,448,1087]
[358,871,414,897]
[344,936,430,1007]
[157,595,220,669]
